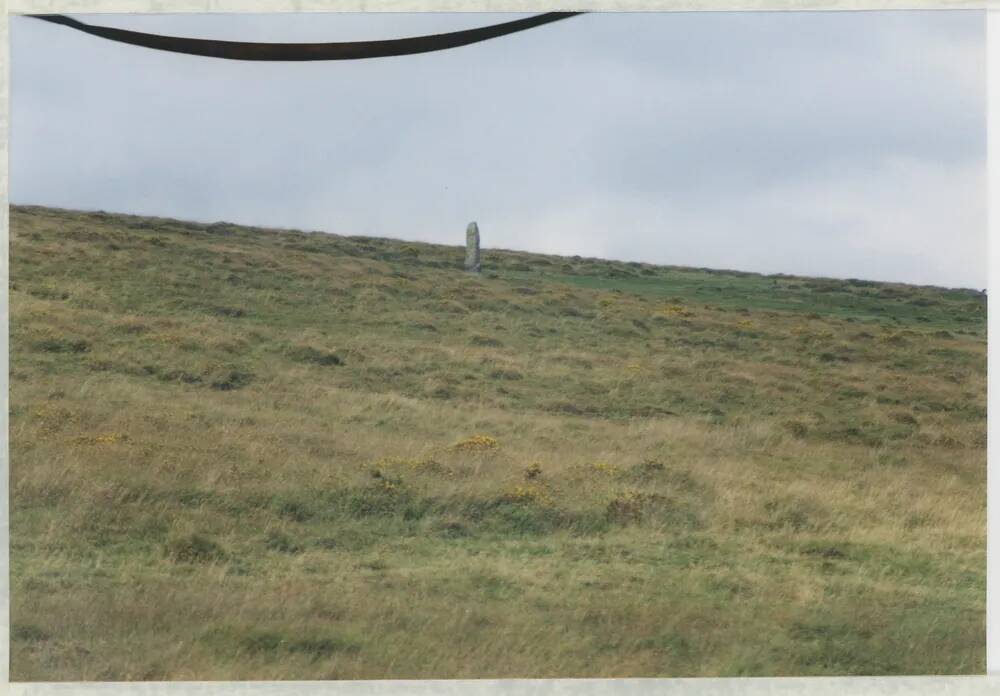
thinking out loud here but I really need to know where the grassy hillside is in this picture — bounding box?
[10,204,986,680]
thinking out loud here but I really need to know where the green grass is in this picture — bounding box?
[10,204,986,680]
[522,269,983,328]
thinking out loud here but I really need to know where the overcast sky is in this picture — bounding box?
[11,11,986,288]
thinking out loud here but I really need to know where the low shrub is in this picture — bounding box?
[166,533,225,563]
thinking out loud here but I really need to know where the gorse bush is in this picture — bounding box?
[450,435,500,452]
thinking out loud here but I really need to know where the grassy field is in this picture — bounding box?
[9,204,986,680]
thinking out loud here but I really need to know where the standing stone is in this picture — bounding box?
[465,222,481,273]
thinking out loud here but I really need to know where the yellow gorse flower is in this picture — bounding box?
[379,479,401,492]
[74,432,126,445]
[591,461,621,476]
[450,435,500,452]
[504,483,554,506]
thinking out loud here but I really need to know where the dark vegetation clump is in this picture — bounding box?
[12,624,50,643]
[209,369,254,391]
[222,629,362,659]
[166,533,226,563]
[469,334,503,347]
[489,368,523,381]
[784,421,809,438]
[287,345,343,366]
[270,495,315,523]
[33,337,90,354]
[347,477,412,518]
[264,529,303,554]
[212,306,246,318]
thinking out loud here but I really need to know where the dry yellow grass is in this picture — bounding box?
[10,205,985,679]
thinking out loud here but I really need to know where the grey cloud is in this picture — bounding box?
[11,10,986,288]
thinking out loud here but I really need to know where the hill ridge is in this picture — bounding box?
[10,203,983,294]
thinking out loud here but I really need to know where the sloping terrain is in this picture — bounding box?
[10,204,986,679]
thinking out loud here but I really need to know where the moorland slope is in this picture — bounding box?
[10,205,986,679]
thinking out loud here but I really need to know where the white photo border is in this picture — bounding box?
[3,1,997,693]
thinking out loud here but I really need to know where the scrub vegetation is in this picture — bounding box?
[10,204,986,680]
